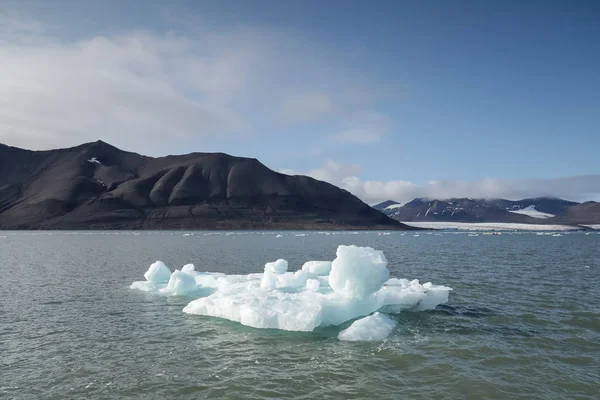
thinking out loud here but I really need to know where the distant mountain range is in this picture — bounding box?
[374,197,600,226]
[0,141,412,230]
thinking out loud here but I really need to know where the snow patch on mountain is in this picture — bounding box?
[384,203,404,210]
[508,205,554,219]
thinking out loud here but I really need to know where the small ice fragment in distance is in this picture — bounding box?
[275,234,283,238]
[301,261,332,276]
[144,261,171,284]
[181,264,195,274]
[329,245,389,299]
[338,312,396,341]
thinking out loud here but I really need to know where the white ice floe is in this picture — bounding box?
[401,222,580,231]
[131,245,451,332]
[301,261,332,276]
[338,312,396,341]
[508,205,555,219]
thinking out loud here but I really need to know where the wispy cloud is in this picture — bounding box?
[0,29,257,153]
[283,160,600,204]
[0,6,393,155]
[330,111,393,144]
[279,91,335,125]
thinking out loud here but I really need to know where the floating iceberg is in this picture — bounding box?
[131,245,451,333]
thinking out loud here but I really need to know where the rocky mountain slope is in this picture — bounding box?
[374,197,598,225]
[0,141,412,230]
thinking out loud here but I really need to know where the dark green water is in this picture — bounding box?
[1,231,599,399]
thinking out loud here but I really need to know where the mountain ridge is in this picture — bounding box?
[374,197,599,225]
[0,141,413,230]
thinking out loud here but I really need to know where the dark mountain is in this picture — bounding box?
[552,201,600,224]
[482,197,579,216]
[373,200,401,211]
[373,200,405,219]
[380,198,544,223]
[375,197,598,225]
[0,141,413,230]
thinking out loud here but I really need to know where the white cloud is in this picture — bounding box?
[0,29,258,153]
[283,160,600,204]
[332,129,381,144]
[0,4,44,38]
[279,91,335,124]
[0,8,392,155]
[330,111,393,144]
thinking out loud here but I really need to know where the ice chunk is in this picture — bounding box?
[184,283,324,331]
[306,279,320,291]
[161,270,197,295]
[261,259,289,289]
[413,282,451,311]
[182,264,195,274]
[380,279,452,313]
[338,312,396,341]
[183,279,385,331]
[301,261,332,276]
[329,245,389,299]
[265,259,288,274]
[144,261,171,284]
[270,270,309,289]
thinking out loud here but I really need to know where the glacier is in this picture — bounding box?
[131,245,452,335]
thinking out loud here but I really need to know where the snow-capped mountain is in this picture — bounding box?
[373,197,599,225]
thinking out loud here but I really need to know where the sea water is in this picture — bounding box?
[1,230,599,399]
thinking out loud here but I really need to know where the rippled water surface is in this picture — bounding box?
[1,231,599,399]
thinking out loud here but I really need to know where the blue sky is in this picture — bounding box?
[0,0,598,203]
